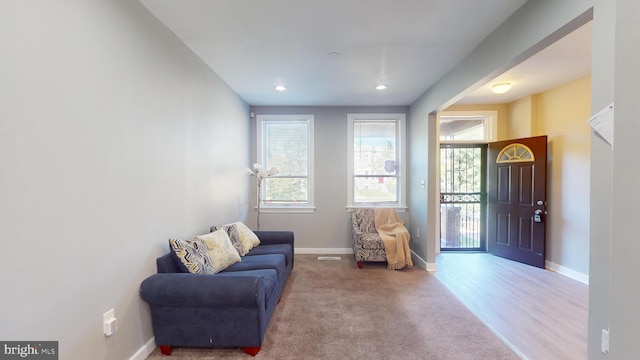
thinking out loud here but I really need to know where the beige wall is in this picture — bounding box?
[507,95,540,138]
[538,75,591,276]
[505,76,591,276]
[443,75,591,278]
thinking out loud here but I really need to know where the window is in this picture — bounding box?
[496,143,535,163]
[438,111,497,142]
[347,113,406,209]
[257,114,314,212]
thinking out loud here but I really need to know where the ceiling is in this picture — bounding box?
[456,21,592,105]
[139,0,591,107]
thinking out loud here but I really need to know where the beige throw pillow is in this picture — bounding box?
[194,229,241,273]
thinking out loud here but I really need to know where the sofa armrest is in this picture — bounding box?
[140,272,268,308]
[254,230,294,247]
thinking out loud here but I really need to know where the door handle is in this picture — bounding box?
[534,209,543,223]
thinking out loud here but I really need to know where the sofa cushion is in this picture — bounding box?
[168,238,215,275]
[213,222,260,255]
[194,229,241,273]
[246,244,293,269]
[222,254,286,282]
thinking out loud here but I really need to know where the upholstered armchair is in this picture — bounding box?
[351,208,387,268]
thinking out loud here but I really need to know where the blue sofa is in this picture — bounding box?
[140,231,294,356]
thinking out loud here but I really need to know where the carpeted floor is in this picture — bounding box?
[145,254,519,360]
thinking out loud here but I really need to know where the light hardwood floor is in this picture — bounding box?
[434,253,588,360]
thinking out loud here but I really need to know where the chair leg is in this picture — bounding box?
[244,346,261,356]
[357,261,363,269]
[159,345,171,355]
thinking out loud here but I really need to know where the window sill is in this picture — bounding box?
[346,205,407,213]
[257,206,316,214]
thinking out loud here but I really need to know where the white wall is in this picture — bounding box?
[249,106,409,251]
[588,0,615,358]
[609,0,640,357]
[0,1,249,359]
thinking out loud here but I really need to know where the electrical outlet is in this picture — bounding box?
[601,329,609,354]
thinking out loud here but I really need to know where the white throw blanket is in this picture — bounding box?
[374,208,413,270]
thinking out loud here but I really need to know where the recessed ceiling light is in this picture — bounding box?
[376,84,387,90]
[274,85,287,92]
[491,82,512,94]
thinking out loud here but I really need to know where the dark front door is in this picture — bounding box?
[487,136,547,268]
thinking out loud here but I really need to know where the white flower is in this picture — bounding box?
[246,164,278,181]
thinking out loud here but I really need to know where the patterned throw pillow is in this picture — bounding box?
[214,222,260,255]
[194,229,241,273]
[168,238,215,275]
[220,224,244,256]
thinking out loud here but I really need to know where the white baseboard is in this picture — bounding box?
[296,248,353,254]
[425,262,438,272]
[545,260,589,285]
[129,337,156,360]
[409,250,436,272]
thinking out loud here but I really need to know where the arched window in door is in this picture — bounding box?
[496,143,535,163]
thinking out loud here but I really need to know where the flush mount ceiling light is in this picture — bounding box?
[375,84,387,90]
[274,85,287,92]
[491,82,512,94]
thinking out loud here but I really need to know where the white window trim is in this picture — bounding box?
[256,114,315,213]
[347,113,407,211]
[437,110,498,144]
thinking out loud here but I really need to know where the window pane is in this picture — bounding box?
[439,116,486,141]
[440,203,482,249]
[264,177,308,204]
[440,147,483,193]
[264,122,308,175]
[353,121,396,175]
[354,177,397,203]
